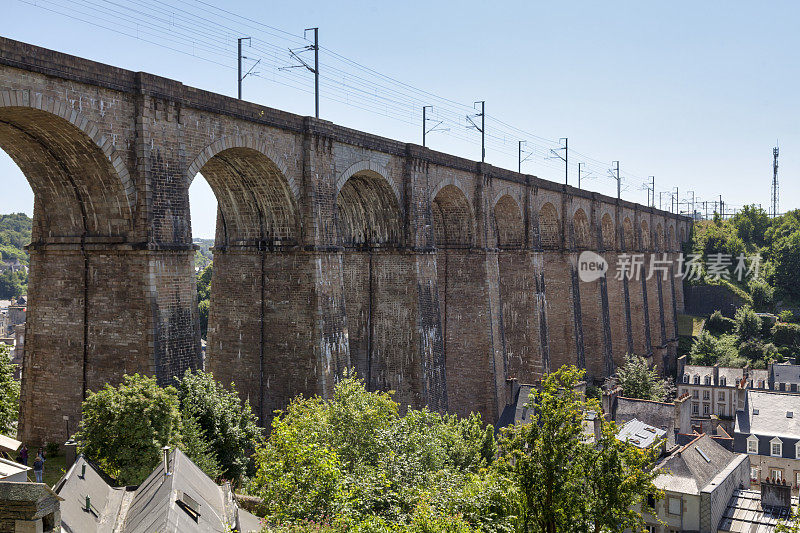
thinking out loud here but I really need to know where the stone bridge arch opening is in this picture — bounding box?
[189,142,305,425]
[0,100,140,445]
[493,195,524,250]
[335,169,407,396]
[539,202,560,249]
[601,213,615,250]
[432,184,473,249]
[572,208,592,250]
[623,217,635,251]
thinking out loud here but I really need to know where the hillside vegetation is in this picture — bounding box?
[0,213,31,299]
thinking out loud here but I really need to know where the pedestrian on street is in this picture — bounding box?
[33,454,44,483]
[19,445,28,466]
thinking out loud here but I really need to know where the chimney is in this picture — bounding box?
[713,364,720,386]
[677,355,687,380]
[761,477,791,511]
[674,392,691,435]
[162,446,172,477]
[602,385,622,421]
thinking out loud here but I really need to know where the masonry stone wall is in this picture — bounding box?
[0,36,691,442]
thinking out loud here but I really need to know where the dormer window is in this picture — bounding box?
[770,437,783,457]
[747,435,759,454]
[704,376,711,385]
[796,442,800,460]
[683,375,689,383]
[720,377,727,386]
[694,376,700,385]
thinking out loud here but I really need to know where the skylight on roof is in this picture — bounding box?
[696,447,711,463]
[753,409,759,415]
[788,412,794,418]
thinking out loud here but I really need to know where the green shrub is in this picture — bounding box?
[772,322,800,347]
[778,310,795,323]
[735,306,762,341]
[689,331,719,365]
[705,310,736,336]
[749,279,775,312]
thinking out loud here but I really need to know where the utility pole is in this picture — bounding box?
[687,190,695,218]
[281,29,320,117]
[719,194,724,219]
[659,191,665,211]
[309,27,319,118]
[548,138,569,185]
[466,101,485,162]
[649,176,655,207]
[519,141,524,173]
[578,162,585,189]
[423,106,431,147]
[237,37,251,99]
[613,161,620,199]
[771,145,780,217]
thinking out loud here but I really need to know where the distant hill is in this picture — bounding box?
[0,213,31,299]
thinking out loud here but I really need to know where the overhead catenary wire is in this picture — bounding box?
[16,0,679,207]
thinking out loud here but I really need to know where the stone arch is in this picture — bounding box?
[640,219,651,250]
[493,194,524,249]
[623,216,635,251]
[680,226,686,244]
[0,91,135,238]
[668,225,676,251]
[572,208,592,249]
[539,202,561,249]
[601,212,615,249]
[432,184,474,248]
[336,160,401,206]
[655,222,664,251]
[187,134,299,203]
[191,146,300,247]
[336,170,402,247]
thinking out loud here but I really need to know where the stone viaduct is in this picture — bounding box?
[0,37,691,445]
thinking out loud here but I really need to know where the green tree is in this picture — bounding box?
[0,270,26,299]
[498,365,659,533]
[615,353,674,402]
[177,370,261,481]
[76,374,181,485]
[253,371,503,529]
[196,263,213,339]
[180,412,223,480]
[734,305,761,342]
[0,345,20,435]
[772,231,800,300]
[689,331,720,365]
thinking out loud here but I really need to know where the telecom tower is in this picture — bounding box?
[771,145,779,217]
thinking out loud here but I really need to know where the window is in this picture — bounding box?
[751,467,759,480]
[720,377,727,386]
[747,436,759,454]
[692,403,699,415]
[692,390,699,399]
[703,390,710,400]
[719,391,725,401]
[796,442,800,460]
[645,526,657,533]
[796,471,800,487]
[683,374,689,383]
[703,404,710,415]
[668,497,681,515]
[704,376,711,385]
[718,404,726,417]
[646,493,656,510]
[758,380,765,388]
[771,438,783,457]
[694,376,700,385]
[770,469,783,482]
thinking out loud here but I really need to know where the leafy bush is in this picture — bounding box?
[176,370,261,482]
[749,278,775,311]
[689,331,719,365]
[76,374,182,485]
[615,353,675,401]
[772,323,800,347]
[735,306,762,342]
[0,346,19,435]
[778,310,795,323]
[705,310,736,335]
[254,371,502,529]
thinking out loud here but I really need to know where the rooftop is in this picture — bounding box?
[718,489,799,532]
[735,390,800,440]
[55,450,261,533]
[653,434,743,495]
[616,418,666,449]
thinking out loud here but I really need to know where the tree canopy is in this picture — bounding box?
[0,345,19,435]
[614,353,674,402]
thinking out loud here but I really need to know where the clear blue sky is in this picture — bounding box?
[2,0,798,238]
